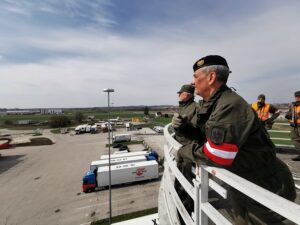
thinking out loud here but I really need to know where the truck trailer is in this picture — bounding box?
[101,151,150,160]
[90,155,147,171]
[82,161,159,192]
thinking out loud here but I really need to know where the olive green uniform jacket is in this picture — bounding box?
[175,98,201,145]
[184,85,296,225]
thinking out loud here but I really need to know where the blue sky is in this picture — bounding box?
[0,0,299,108]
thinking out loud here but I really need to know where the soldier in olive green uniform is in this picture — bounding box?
[173,84,200,145]
[285,91,300,161]
[173,84,201,181]
[176,55,296,225]
[172,84,201,221]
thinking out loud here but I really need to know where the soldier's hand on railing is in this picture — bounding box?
[171,113,187,129]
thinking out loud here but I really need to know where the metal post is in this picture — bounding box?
[200,167,209,225]
[103,88,114,225]
[193,178,200,225]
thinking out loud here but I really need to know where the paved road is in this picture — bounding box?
[0,128,164,225]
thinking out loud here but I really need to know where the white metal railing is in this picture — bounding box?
[158,124,300,225]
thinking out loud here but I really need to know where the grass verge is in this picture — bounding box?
[91,207,157,225]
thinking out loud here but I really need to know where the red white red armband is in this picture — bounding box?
[203,139,238,166]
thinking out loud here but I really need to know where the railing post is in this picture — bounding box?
[193,178,200,225]
[200,167,209,225]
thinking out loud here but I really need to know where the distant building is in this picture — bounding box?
[40,108,63,114]
[7,110,38,115]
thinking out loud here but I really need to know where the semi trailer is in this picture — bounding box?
[100,150,157,160]
[82,160,159,192]
[90,155,147,171]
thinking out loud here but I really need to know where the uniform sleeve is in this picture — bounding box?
[285,104,292,120]
[192,99,256,167]
[269,105,278,114]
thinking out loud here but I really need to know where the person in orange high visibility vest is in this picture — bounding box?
[285,91,300,161]
[251,94,280,129]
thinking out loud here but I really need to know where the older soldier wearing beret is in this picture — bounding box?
[285,91,300,161]
[175,55,296,225]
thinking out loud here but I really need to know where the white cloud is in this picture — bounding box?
[0,1,300,108]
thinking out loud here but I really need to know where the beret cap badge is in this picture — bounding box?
[197,60,205,66]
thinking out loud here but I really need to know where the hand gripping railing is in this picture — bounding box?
[158,123,300,225]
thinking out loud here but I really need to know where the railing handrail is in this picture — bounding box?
[159,123,300,225]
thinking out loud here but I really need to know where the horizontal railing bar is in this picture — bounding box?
[164,168,195,225]
[203,166,300,224]
[208,179,227,199]
[161,176,178,225]
[201,202,233,225]
[164,145,196,200]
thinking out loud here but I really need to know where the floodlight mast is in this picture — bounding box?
[103,88,114,225]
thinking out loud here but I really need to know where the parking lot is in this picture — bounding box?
[0,127,164,225]
[1,126,299,225]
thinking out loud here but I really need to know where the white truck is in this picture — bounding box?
[112,134,131,143]
[125,122,133,131]
[97,160,159,188]
[90,155,147,171]
[75,124,88,134]
[90,124,98,134]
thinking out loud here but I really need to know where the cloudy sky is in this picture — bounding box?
[0,0,299,108]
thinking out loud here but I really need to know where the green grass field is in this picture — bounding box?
[0,111,148,128]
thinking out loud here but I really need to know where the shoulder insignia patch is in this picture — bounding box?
[211,127,225,145]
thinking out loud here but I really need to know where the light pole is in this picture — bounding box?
[103,88,114,225]
[111,102,114,139]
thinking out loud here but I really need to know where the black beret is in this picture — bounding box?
[295,91,300,97]
[193,55,230,72]
[177,84,195,95]
[257,94,266,100]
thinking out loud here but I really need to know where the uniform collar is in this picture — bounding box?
[179,98,194,107]
[200,84,229,109]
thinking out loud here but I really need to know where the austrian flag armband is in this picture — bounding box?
[203,139,238,166]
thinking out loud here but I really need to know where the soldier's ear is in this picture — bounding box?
[207,71,217,85]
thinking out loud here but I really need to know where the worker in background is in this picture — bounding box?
[251,94,280,129]
[172,84,201,221]
[285,91,300,161]
[175,55,296,225]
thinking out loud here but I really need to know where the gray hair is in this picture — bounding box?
[201,65,230,83]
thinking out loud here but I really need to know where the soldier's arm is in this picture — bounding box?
[267,105,280,122]
[191,101,255,167]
